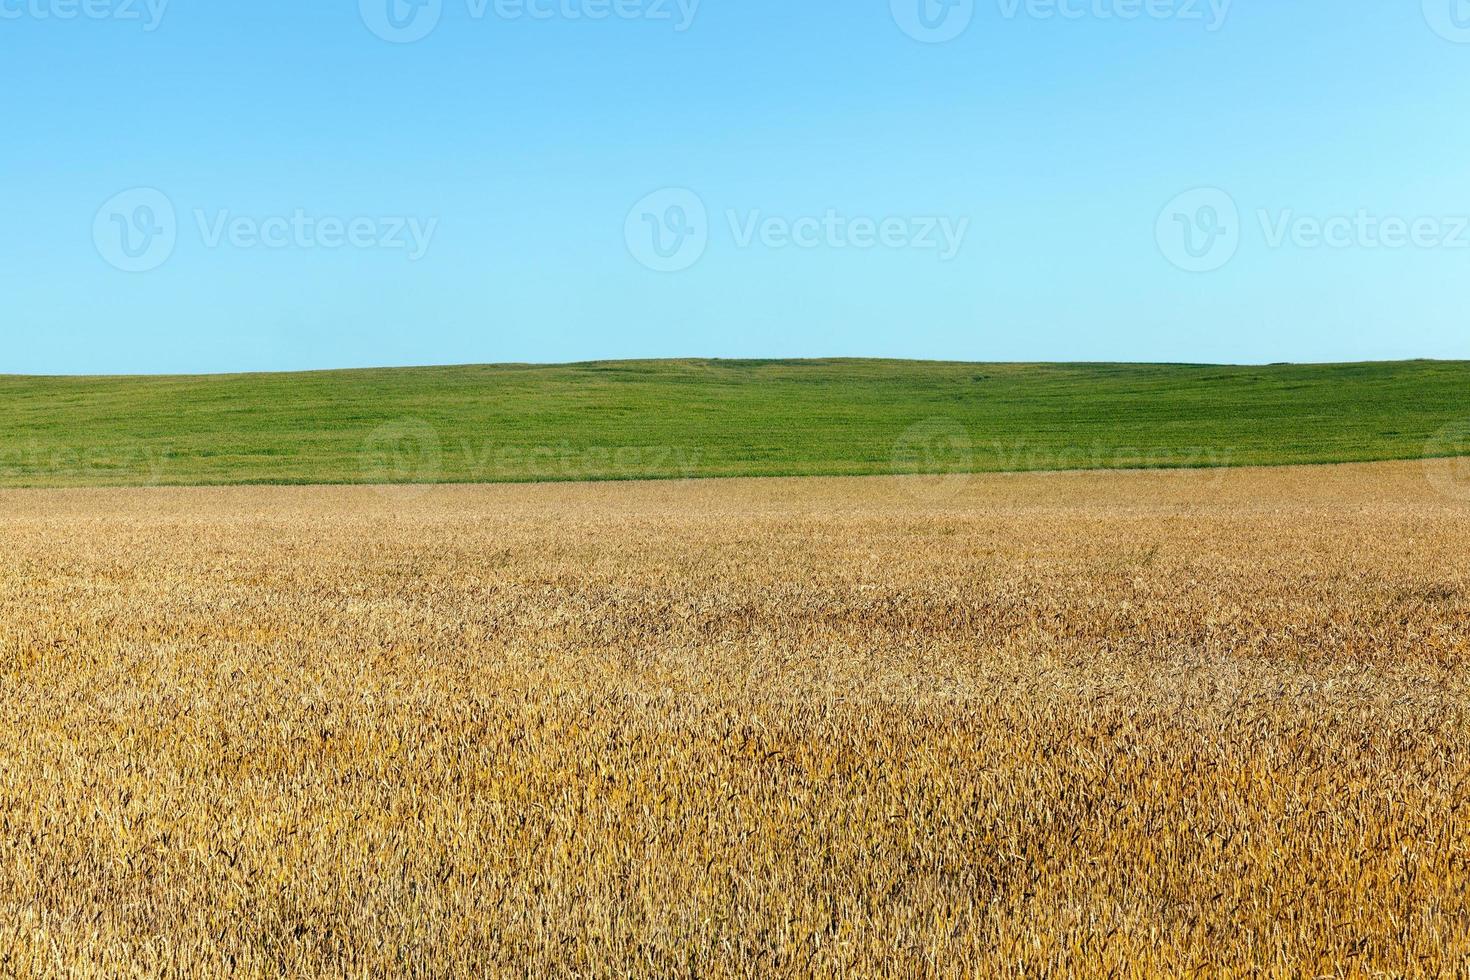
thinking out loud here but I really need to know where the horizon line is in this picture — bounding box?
[1,356,1463,382]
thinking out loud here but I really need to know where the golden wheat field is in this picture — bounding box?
[1,460,1468,977]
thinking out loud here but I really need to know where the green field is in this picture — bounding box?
[1,359,1467,488]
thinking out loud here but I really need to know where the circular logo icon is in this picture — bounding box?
[360,0,442,43]
[625,188,708,273]
[1155,187,1240,274]
[361,418,443,495]
[892,0,974,43]
[1424,421,1470,502]
[1424,0,1470,43]
[892,418,975,501]
[93,188,177,273]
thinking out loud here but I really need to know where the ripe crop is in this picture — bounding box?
[0,460,1466,976]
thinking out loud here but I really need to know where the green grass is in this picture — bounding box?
[1,358,1467,488]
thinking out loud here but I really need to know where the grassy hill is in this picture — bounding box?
[0,359,1467,488]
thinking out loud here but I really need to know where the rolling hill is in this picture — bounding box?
[0,359,1467,487]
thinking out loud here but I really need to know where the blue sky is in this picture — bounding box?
[3,1,1469,374]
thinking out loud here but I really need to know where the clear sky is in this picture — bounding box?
[4,1,1469,374]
